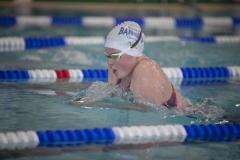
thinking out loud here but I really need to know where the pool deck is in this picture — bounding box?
[0,2,240,11]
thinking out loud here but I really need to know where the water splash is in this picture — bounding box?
[71,82,225,121]
[174,98,225,120]
[52,49,92,65]
[71,81,123,105]
[127,96,225,121]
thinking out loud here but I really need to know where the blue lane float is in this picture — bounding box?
[24,37,66,49]
[184,123,240,142]
[0,16,240,28]
[0,16,16,26]
[0,66,239,83]
[175,17,203,29]
[36,128,115,147]
[81,69,108,81]
[0,123,239,150]
[233,17,240,25]
[115,17,145,27]
[180,67,230,79]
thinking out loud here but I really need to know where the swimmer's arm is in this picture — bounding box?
[70,99,148,111]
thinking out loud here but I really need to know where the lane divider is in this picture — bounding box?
[0,66,239,83]
[0,16,240,28]
[0,36,240,52]
[0,123,239,150]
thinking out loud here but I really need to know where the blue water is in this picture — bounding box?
[0,6,240,160]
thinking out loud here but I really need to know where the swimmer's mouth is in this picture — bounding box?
[113,69,121,85]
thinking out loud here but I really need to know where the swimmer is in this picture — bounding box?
[104,21,190,108]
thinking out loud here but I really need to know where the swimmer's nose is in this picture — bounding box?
[110,64,118,73]
[108,65,117,75]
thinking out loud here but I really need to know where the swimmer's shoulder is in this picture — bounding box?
[134,56,160,74]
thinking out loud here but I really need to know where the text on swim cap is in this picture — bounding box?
[118,26,139,41]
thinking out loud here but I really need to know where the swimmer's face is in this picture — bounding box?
[105,47,137,85]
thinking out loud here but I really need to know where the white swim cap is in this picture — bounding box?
[104,21,144,57]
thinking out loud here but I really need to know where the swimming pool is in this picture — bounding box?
[0,5,240,160]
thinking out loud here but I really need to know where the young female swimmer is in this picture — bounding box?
[104,21,190,108]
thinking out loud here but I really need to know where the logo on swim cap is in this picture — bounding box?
[104,21,144,57]
[118,26,139,42]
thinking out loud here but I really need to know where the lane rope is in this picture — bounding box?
[0,123,239,150]
[0,16,239,29]
[0,35,239,52]
[0,66,239,83]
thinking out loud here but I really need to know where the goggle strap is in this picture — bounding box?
[130,30,142,49]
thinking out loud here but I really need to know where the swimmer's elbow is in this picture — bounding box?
[176,92,192,108]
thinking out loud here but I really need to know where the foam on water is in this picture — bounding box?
[173,98,225,121]
[19,55,43,62]
[71,81,124,105]
[71,82,225,121]
[52,49,93,65]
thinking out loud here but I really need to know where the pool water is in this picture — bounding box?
[0,6,240,160]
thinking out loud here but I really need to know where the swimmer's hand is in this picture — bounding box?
[70,97,94,105]
[70,82,123,105]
